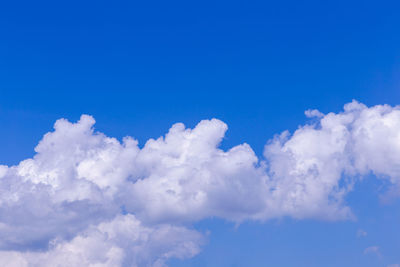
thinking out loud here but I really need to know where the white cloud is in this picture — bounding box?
[305,109,324,118]
[0,214,203,267]
[1,101,400,265]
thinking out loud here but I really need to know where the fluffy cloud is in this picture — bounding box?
[1,100,400,265]
[0,214,203,267]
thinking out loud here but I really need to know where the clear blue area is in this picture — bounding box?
[1,0,400,266]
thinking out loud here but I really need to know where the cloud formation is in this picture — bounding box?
[1,100,400,266]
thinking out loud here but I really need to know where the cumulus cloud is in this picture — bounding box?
[0,214,203,267]
[1,100,400,265]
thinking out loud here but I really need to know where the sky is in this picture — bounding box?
[1,0,400,266]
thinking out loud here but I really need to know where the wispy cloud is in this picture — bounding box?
[357,229,368,238]
[364,246,381,257]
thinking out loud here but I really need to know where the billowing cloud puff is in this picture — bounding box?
[1,100,400,266]
[0,214,203,267]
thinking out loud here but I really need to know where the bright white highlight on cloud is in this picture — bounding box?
[1,100,400,266]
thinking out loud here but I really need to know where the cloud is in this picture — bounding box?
[1,100,400,265]
[305,109,324,118]
[357,229,367,238]
[0,214,203,267]
[364,246,380,257]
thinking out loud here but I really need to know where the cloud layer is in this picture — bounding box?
[1,100,400,266]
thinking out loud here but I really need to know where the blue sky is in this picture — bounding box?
[1,1,400,266]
